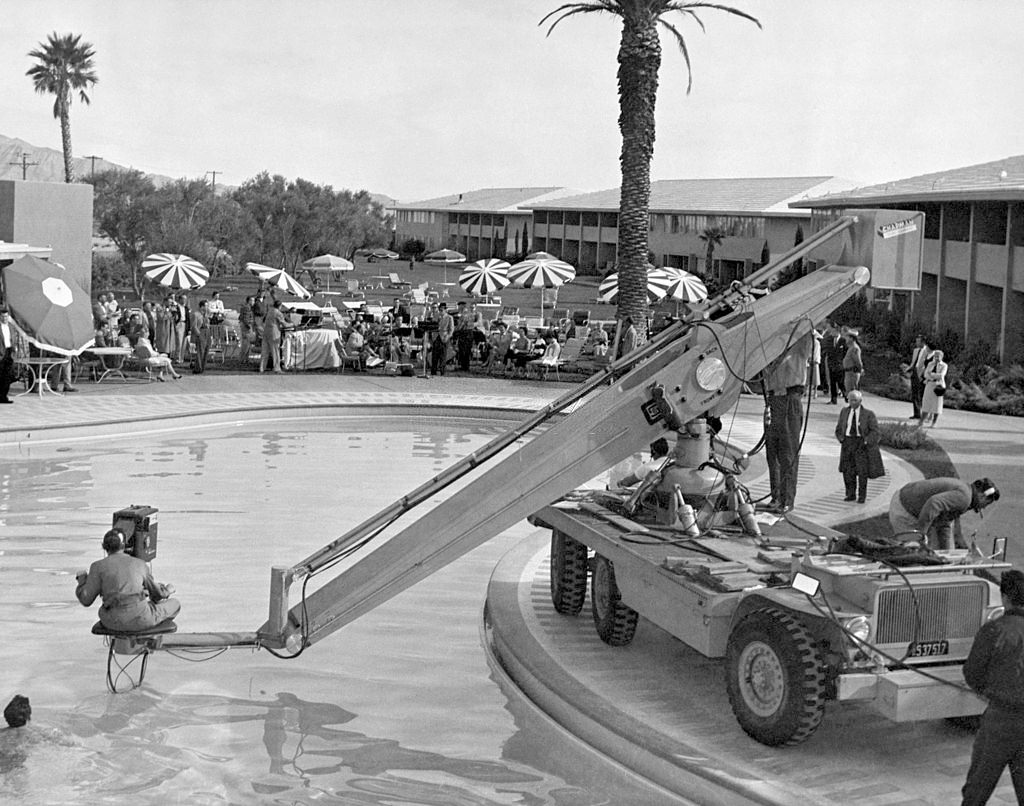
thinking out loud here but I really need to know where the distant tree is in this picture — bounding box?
[773,224,805,290]
[87,169,159,299]
[26,32,98,183]
[699,225,726,281]
[543,1,759,340]
[400,238,425,257]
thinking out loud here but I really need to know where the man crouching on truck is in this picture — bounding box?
[75,528,180,632]
[961,570,1024,805]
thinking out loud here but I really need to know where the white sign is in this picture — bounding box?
[878,219,918,239]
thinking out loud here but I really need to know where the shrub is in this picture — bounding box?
[877,419,940,450]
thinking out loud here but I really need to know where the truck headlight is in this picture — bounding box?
[844,616,871,644]
[987,606,1005,622]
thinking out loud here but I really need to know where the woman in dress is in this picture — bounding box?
[260,301,287,373]
[920,349,948,428]
[154,300,172,354]
[842,330,863,400]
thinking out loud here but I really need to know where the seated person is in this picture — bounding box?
[586,326,609,356]
[389,334,412,363]
[617,438,671,487]
[75,528,180,633]
[123,313,149,347]
[483,323,510,374]
[133,337,182,381]
[528,333,563,377]
[507,327,533,376]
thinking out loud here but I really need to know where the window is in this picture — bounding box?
[564,210,580,226]
[481,214,492,226]
[534,211,547,225]
[973,202,1008,245]
[917,203,941,239]
[670,215,680,233]
[469,213,480,225]
[600,212,618,228]
[548,211,564,225]
[943,202,970,242]
[582,211,599,227]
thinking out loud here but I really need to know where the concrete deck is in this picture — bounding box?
[3,369,1022,805]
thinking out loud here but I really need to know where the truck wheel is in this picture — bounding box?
[725,607,826,746]
[591,555,638,646]
[550,530,588,615]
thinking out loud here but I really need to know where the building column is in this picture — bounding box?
[999,204,1017,362]
[934,205,945,335]
[964,203,977,341]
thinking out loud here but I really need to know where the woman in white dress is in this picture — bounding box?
[920,349,948,428]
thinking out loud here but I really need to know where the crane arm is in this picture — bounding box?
[259,256,871,653]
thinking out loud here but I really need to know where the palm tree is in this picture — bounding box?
[26,32,98,183]
[699,224,726,282]
[543,2,759,338]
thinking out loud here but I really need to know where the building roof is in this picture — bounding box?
[791,155,1024,208]
[523,177,855,216]
[394,187,581,213]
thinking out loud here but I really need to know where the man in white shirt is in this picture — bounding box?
[0,307,14,404]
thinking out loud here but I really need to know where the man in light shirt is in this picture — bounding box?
[0,307,15,404]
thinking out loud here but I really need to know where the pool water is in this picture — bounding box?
[0,417,678,805]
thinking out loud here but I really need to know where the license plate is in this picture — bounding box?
[908,640,949,657]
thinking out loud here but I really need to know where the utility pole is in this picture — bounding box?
[82,154,103,176]
[8,153,39,180]
[206,170,220,194]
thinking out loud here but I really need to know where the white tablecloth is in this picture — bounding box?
[283,329,341,370]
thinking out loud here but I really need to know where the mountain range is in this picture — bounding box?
[0,133,397,209]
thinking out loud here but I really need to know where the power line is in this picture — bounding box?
[82,154,103,176]
[8,153,39,180]
[206,170,220,194]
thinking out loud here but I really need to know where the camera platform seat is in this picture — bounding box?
[91,619,178,693]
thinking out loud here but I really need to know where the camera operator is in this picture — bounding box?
[74,528,180,632]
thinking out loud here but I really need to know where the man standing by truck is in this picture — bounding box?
[762,333,813,513]
[961,569,1024,805]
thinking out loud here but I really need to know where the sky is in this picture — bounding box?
[2,0,1023,202]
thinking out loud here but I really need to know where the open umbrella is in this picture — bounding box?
[370,248,399,260]
[302,254,353,292]
[246,263,312,299]
[1,255,94,355]
[424,248,466,285]
[507,256,576,320]
[597,266,672,304]
[459,259,510,300]
[526,251,557,260]
[655,267,709,315]
[142,253,209,290]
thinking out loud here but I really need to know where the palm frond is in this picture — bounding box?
[540,1,619,36]
[658,20,694,92]
[664,2,761,29]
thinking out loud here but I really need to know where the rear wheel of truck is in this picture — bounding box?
[591,555,638,646]
[725,607,826,746]
[550,530,589,615]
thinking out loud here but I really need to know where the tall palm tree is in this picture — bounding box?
[26,32,98,183]
[699,224,726,281]
[543,2,759,338]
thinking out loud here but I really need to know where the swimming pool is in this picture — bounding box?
[0,415,679,805]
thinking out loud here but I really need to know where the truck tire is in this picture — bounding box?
[550,530,588,615]
[591,555,638,646]
[725,607,826,746]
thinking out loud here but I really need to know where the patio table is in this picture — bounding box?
[84,346,133,383]
[15,356,70,397]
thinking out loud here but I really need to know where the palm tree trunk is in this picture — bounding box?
[615,13,660,341]
[58,93,74,183]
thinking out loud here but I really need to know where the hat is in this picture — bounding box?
[438,302,447,309]
[1000,570,1024,606]
[974,478,1000,502]
[0,306,8,314]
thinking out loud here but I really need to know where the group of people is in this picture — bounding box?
[812,320,865,404]
[907,333,949,428]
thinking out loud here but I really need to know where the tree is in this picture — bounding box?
[699,225,725,281]
[543,2,759,339]
[88,169,159,299]
[26,32,98,183]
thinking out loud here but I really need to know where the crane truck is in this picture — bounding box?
[94,209,1009,747]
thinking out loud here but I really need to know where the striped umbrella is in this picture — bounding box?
[507,256,576,318]
[142,253,209,290]
[245,262,312,299]
[459,259,511,299]
[657,268,708,303]
[597,267,672,304]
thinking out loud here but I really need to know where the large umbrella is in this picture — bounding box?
[370,248,399,260]
[459,259,510,300]
[655,267,709,315]
[302,254,353,292]
[507,256,576,319]
[246,262,312,299]
[142,253,209,290]
[526,251,557,260]
[424,248,466,285]
[597,267,672,304]
[1,255,94,356]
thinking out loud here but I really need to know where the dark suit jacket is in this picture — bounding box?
[821,332,845,369]
[835,405,885,478]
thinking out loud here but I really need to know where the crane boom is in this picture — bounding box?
[259,240,873,651]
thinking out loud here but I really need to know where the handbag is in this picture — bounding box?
[934,385,946,397]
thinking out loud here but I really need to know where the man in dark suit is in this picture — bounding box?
[908,335,931,420]
[835,390,885,503]
[0,307,15,404]
[820,321,846,404]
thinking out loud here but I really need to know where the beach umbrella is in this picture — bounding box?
[1,255,94,356]
[507,256,576,319]
[142,253,209,290]
[424,248,466,284]
[370,248,399,260]
[459,259,511,300]
[526,251,557,260]
[245,262,312,299]
[597,266,672,304]
[655,267,709,316]
[302,254,353,291]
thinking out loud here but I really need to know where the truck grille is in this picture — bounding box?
[875,583,984,644]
